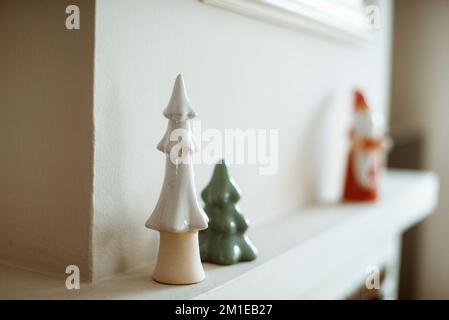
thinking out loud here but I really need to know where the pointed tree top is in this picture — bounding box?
[163,74,197,121]
[202,160,241,204]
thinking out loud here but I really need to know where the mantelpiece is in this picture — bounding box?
[0,170,438,299]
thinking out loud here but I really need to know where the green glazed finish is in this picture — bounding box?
[199,161,258,265]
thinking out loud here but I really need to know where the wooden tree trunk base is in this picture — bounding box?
[153,231,205,285]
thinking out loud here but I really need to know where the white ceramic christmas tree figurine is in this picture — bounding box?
[146,74,208,285]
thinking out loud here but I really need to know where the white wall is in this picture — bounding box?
[391,0,449,299]
[93,0,393,280]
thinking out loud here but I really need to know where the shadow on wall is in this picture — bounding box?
[387,127,424,299]
[390,0,449,299]
[0,0,95,280]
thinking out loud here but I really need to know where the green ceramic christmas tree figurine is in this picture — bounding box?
[199,160,258,265]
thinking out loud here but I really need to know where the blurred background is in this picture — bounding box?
[389,0,449,299]
[0,0,448,299]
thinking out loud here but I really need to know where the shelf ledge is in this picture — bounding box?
[0,169,439,299]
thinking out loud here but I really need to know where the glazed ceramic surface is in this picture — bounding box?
[343,91,388,201]
[146,75,208,285]
[146,74,208,233]
[200,161,257,265]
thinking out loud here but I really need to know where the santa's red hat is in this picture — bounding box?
[354,90,369,111]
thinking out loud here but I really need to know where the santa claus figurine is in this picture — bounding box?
[343,90,391,202]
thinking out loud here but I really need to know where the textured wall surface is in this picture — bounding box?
[0,0,95,280]
[93,0,392,280]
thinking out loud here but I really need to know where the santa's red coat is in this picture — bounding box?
[343,149,379,201]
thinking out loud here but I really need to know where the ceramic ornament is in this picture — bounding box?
[199,161,257,265]
[343,90,391,202]
[146,74,208,285]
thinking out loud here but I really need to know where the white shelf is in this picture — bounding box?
[0,170,439,299]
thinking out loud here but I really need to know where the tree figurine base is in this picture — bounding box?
[153,231,205,285]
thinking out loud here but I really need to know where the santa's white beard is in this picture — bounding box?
[354,151,377,189]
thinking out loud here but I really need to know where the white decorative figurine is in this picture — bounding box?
[146,74,208,285]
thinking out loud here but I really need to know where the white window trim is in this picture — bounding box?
[200,0,374,43]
